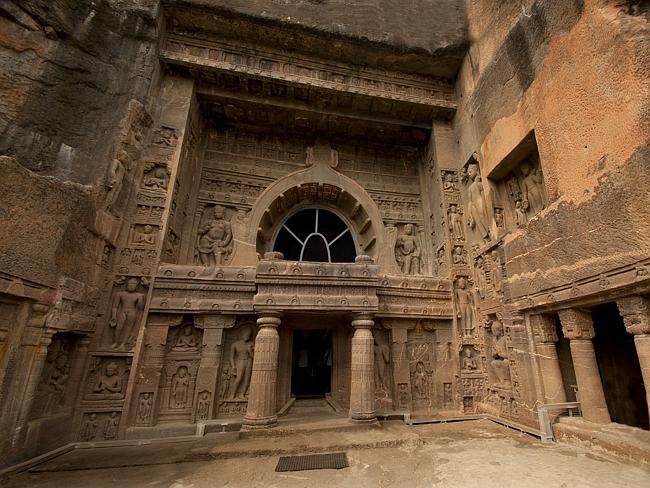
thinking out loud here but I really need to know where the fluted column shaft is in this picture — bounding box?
[349,315,376,422]
[243,313,281,429]
[559,309,610,424]
[617,296,650,421]
[531,314,566,404]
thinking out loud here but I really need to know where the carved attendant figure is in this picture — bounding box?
[80,414,98,441]
[374,335,391,392]
[520,161,545,215]
[109,278,145,349]
[395,224,421,275]
[196,391,211,420]
[103,412,119,440]
[143,166,169,190]
[197,205,233,267]
[229,327,254,400]
[465,163,491,242]
[448,204,465,241]
[455,277,476,338]
[514,200,526,226]
[491,319,512,389]
[170,366,190,408]
[137,393,153,423]
[413,361,428,399]
[105,150,128,211]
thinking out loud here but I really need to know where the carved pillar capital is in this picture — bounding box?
[558,308,594,340]
[617,296,650,336]
[350,314,375,329]
[530,314,558,344]
[257,312,282,328]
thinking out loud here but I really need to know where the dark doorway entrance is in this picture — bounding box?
[592,303,649,430]
[291,329,332,397]
[554,314,578,402]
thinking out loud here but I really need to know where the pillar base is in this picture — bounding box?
[348,415,378,424]
[241,415,278,430]
[348,411,377,423]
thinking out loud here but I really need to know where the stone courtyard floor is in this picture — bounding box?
[3,419,650,488]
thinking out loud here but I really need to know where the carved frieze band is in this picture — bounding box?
[162,35,455,109]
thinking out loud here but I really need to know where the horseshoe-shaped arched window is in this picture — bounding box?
[272,208,357,262]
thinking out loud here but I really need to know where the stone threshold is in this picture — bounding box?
[554,417,650,465]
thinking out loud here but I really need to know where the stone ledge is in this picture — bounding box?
[554,417,650,465]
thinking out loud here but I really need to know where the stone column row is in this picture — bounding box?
[531,295,650,425]
[242,312,378,429]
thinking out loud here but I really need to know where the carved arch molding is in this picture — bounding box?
[248,163,385,260]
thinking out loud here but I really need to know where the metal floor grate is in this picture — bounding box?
[275,452,349,472]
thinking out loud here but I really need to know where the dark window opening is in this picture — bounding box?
[273,208,356,262]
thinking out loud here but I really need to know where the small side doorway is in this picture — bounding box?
[291,329,332,397]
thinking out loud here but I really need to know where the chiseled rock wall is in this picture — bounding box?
[454,0,650,297]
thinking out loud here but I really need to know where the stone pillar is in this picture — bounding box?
[242,313,281,429]
[349,314,376,422]
[193,315,234,422]
[530,314,566,404]
[617,296,650,421]
[558,309,610,424]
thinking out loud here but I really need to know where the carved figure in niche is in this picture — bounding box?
[465,162,491,242]
[93,362,123,399]
[170,366,190,408]
[413,362,428,399]
[173,325,198,351]
[490,319,512,389]
[506,174,522,202]
[42,350,70,413]
[220,364,232,400]
[455,277,476,338]
[436,248,445,268]
[196,391,210,420]
[80,414,98,441]
[142,165,169,190]
[395,224,421,275]
[452,246,466,265]
[134,225,156,245]
[104,150,129,211]
[109,277,145,349]
[494,208,505,228]
[137,393,153,423]
[490,251,503,295]
[231,208,250,240]
[514,200,527,226]
[461,347,478,372]
[197,205,233,267]
[229,327,255,400]
[100,244,112,268]
[475,256,488,298]
[374,334,390,392]
[443,172,457,191]
[448,204,465,241]
[103,412,119,440]
[520,161,545,215]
